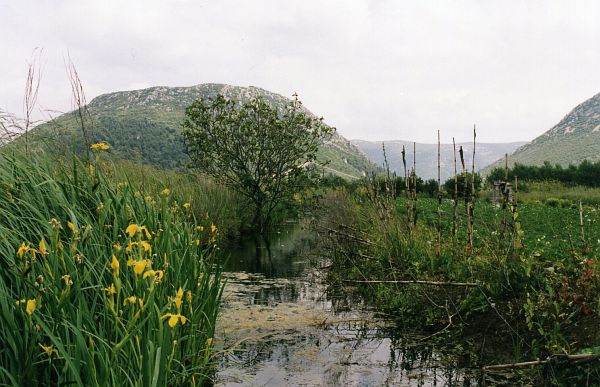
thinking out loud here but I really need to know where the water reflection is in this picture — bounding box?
[216,224,477,386]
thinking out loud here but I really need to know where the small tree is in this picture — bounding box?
[182,94,333,233]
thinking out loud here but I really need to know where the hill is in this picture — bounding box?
[485,92,600,172]
[28,84,375,178]
[352,139,525,181]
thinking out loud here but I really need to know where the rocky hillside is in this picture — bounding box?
[352,140,525,181]
[486,92,600,172]
[29,84,375,178]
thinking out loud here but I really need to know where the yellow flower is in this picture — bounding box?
[39,239,47,255]
[161,313,187,328]
[61,274,72,286]
[160,188,171,196]
[103,283,116,295]
[183,202,191,209]
[211,223,218,234]
[88,164,94,175]
[126,224,151,239]
[206,337,213,346]
[113,243,121,252]
[90,142,110,151]
[17,243,29,258]
[67,221,76,234]
[196,226,204,232]
[125,224,139,237]
[127,259,152,276]
[186,290,192,302]
[26,299,36,316]
[175,287,184,311]
[123,296,137,306]
[143,270,164,283]
[111,255,120,277]
[140,225,151,240]
[139,241,152,253]
[133,260,147,275]
[38,343,59,358]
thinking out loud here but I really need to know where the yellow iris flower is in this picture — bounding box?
[161,313,187,328]
[90,142,110,151]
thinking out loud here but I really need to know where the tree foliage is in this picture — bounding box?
[182,94,333,232]
[488,160,600,187]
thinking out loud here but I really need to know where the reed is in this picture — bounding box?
[0,149,223,386]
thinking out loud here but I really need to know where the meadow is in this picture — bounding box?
[0,147,229,386]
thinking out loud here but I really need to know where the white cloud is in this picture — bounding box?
[1,0,599,143]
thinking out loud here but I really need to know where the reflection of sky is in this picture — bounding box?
[217,226,475,386]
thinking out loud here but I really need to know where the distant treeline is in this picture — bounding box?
[487,160,600,187]
[322,172,482,198]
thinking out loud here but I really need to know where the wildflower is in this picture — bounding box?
[90,142,110,151]
[140,226,151,240]
[26,299,36,316]
[17,243,29,258]
[39,239,47,255]
[127,259,152,276]
[88,164,94,175]
[196,226,204,232]
[161,313,187,328]
[175,287,184,311]
[206,337,213,346]
[142,269,164,283]
[126,224,139,237]
[113,243,122,252]
[61,274,72,286]
[123,296,138,306]
[67,221,76,234]
[211,223,218,234]
[111,255,120,277]
[48,218,60,229]
[139,241,152,253]
[186,290,192,302]
[104,283,116,295]
[160,188,171,196]
[15,299,25,305]
[183,202,191,209]
[38,343,59,358]
[126,224,151,239]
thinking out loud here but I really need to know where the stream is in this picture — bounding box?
[214,223,477,386]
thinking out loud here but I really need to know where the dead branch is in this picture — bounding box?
[341,279,478,287]
[482,353,597,372]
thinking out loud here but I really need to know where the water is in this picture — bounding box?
[214,223,477,386]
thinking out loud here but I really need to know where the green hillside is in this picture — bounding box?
[486,92,600,172]
[28,84,375,178]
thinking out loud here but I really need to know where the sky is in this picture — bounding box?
[1,0,600,144]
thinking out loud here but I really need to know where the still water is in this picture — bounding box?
[214,223,477,386]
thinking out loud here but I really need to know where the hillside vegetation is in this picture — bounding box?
[27,84,375,178]
[486,92,600,172]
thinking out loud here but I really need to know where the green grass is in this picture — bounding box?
[322,186,600,365]
[0,150,224,386]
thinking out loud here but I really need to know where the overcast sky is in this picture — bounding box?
[1,0,600,143]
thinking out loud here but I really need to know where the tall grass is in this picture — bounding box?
[0,149,223,386]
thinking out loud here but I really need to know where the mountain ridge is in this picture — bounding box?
[27,83,375,178]
[485,92,600,172]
